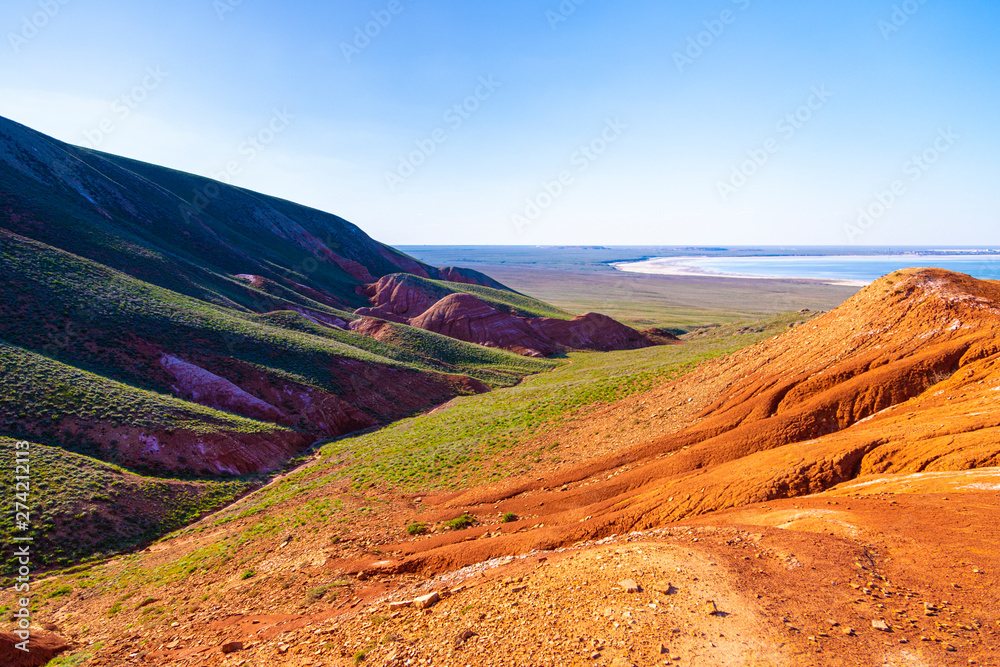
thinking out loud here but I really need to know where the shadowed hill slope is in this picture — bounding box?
[0,115,502,313]
[0,437,254,576]
[0,230,554,476]
[0,115,559,480]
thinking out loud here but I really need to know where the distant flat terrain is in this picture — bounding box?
[400,246,860,330]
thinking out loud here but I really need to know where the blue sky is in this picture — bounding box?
[1,0,998,245]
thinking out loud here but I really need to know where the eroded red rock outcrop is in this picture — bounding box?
[139,354,490,474]
[527,312,654,352]
[410,293,559,357]
[435,266,510,290]
[161,354,287,423]
[102,424,311,476]
[355,274,441,321]
[0,630,71,667]
[10,341,490,478]
[353,275,658,356]
[347,316,396,341]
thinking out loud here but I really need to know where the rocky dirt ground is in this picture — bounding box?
[6,269,1000,666]
[38,474,999,667]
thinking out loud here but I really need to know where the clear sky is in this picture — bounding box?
[2,1,998,245]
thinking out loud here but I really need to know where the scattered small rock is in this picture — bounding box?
[653,581,675,595]
[454,629,478,647]
[413,592,440,609]
[619,579,641,594]
[221,641,243,654]
[871,620,891,632]
[842,627,855,636]
[704,600,719,616]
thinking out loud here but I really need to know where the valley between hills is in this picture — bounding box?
[2,115,999,667]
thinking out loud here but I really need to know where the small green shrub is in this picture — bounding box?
[44,643,102,667]
[405,521,427,536]
[44,585,73,599]
[240,569,256,580]
[444,514,475,531]
[501,512,518,523]
[305,584,332,604]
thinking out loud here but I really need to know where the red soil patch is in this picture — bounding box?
[0,629,72,667]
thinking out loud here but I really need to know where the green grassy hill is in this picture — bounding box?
[0,437,254,576]
[0,115,496,314]
[0,115,561,572]
[0,231,552,384]
[0,341,295,460]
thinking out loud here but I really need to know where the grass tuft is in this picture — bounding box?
[444,514,476,531]
[405,521,428,536]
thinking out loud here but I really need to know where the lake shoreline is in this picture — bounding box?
[611,257,870,287]
[610,252,1000,286]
